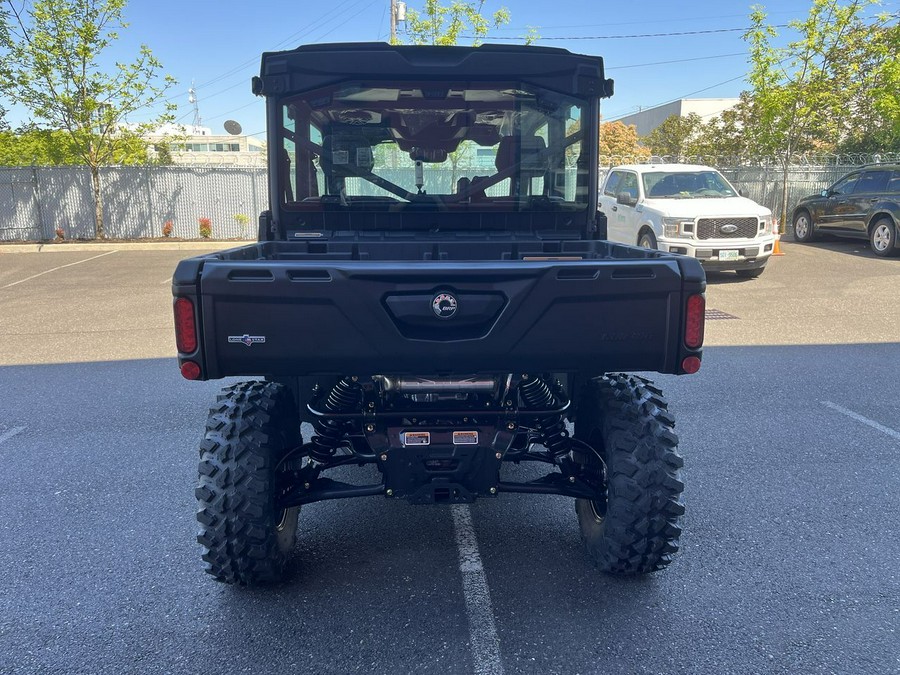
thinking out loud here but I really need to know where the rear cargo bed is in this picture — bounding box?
[173,240,704,379]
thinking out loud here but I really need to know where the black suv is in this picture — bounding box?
[792,164,900,257]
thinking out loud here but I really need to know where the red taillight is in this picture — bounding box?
[684,294,705,349]
[180,361,201,380]
[174,297,197,353]
[682,356,702,374]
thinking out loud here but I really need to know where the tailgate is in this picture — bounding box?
[181,258,701,378]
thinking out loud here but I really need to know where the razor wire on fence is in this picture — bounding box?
[0,154,896,241]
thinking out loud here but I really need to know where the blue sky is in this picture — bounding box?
[4,0,898,137]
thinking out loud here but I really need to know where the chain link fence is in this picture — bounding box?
[0,165,266,241]
[1,154,896,241]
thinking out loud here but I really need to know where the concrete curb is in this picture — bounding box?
[0,241,249,254]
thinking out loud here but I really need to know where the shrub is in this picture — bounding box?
[233,213,250,227]
[198,217,212,239]
[162,220,174,237]
[54,226,65,241]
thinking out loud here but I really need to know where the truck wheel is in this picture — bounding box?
[573,375,684,575]
[638,231,657,249]
[196,380,301,585]
[792,210,817,242]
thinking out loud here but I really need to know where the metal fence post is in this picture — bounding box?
[32,166,48,240]
[145,166,155,237]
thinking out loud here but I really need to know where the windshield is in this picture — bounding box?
[278,83,588,216]
[642,170,737,199]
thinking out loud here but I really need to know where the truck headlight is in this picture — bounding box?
[663,217,693,238]
[760,215,774,234]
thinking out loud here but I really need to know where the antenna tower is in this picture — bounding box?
[188,82,202,132]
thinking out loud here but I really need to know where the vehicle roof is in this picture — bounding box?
[607,164,719,173]
[255,41,612,99]
[852,163,900,171]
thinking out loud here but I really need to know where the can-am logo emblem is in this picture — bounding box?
[720,224,738,234]
[432,292,458,319]
[228,334,266,347]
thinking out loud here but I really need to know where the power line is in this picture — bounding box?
[486,10,804,31]
[606,52,747,71]
[462,24,790,41]
[159,0,368,106]
[604,74,748,121]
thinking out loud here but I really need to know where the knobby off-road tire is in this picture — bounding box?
[574,375,685,575]
[196,380,301,585]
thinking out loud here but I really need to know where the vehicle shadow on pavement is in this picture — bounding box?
[1,347,898,674]
[790,237,885,259]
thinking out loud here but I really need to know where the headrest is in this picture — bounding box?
[495,135,547,176]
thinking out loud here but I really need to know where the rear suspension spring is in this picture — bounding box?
[520,376,570,458]
[311,377,362,462]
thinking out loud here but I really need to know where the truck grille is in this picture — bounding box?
[697,217,759,240]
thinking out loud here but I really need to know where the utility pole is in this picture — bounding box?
[390,0,397,43]
[390,1,406,44]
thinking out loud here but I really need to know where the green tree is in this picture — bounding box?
[742,0,894,224]
[402,0,511,46]
[0,126,152,165]
[0,0,176,238]
[643,113,707,158]
[835,20,900,153]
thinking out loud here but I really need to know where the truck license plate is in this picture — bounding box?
[718,249,740,261]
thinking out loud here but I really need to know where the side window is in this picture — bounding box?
[830,173,859,196]
[619,172,639,199]
[604,171,623,197]
[887,170,900,194]
[853,170,890,194]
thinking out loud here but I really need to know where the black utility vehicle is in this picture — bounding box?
[172,43,706,585]
[792,164,900,257]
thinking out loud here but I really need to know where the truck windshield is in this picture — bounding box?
[642,170,737,199]
[278,83,588,213]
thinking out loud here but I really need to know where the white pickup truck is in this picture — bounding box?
[599,163,776,278]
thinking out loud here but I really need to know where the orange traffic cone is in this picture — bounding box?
[772,219,785,256]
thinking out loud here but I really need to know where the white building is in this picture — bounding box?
[144,124,266,166]
[613,99,740,137]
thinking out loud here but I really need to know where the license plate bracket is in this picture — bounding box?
[718,249,740,261]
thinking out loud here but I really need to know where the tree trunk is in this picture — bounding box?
[90,164,104,239]
[779,156,790,235]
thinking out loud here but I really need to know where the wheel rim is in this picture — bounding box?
[640,236,653,249]
[795,215,809,238]
[873,223,892,251]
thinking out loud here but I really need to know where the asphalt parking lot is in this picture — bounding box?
[1,240,898,674]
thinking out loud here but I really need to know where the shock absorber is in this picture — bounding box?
[311,377,362,462]
[519,375,570,458]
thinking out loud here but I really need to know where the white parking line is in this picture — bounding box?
[1,251,117,289]
[823,401,900,441]
[0,426,25,446]
[451,504,504,675]
[160,277,173,284]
